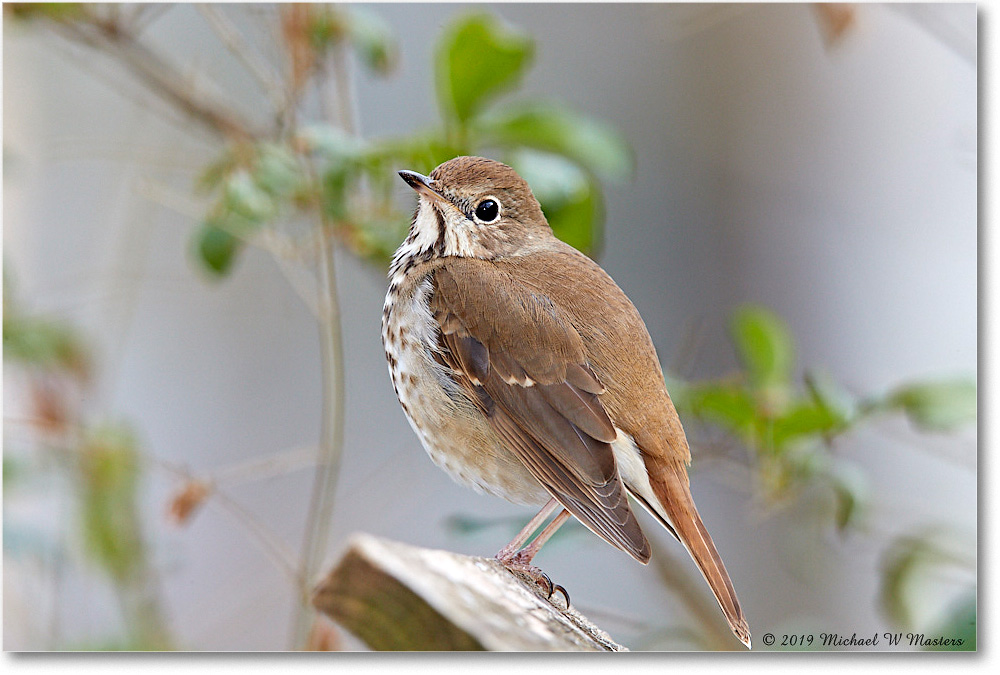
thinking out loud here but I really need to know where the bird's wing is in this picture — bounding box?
[431,258,650,563]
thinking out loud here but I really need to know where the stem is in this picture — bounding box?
[49,14,257,140]
[648,539,737,651]
[329,40,357,136]
[196,4,287,113]
[289,224,345,649]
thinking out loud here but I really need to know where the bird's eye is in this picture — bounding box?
[474,199,500,223]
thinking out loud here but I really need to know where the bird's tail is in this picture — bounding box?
[641,458,751,649]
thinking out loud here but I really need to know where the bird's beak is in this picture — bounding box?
[398,170,449,206]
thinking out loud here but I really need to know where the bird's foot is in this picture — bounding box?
[495,554,570,610]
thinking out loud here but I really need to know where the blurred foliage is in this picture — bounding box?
[307,5,398,75]
[925,592,976,651]
[76,423,145,583]
[880,380,978,432]
[3,270,90,380]
[4,2,84,22]
[880,527,975,640]
[192,9,631,276]
[3,274,171,649]
[3,313,91,378]
[670,304,976,534]
[436,12,533,124]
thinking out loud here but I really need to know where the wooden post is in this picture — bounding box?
[312,533,626,651]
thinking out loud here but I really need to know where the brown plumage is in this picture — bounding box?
[383,156,750,649]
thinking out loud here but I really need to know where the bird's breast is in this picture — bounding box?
[382,271,548,505]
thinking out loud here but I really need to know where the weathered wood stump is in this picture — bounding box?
[312,533,626,651]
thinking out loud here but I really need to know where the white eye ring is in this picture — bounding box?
[473,197,501,223]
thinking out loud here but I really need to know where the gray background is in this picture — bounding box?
[4,3,976,650]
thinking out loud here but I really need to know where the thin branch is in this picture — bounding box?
[320,41,358,136]
[668,315,708,379]
[648,538,739,651]
[134,177,325,319]
[251,230,323,319]
[44,136,206,171]
[133,177,207,220]
[289,223,346,649]
[48,15,258,141]
[211,443,320,486]
[128,3,171,36]
[93,171,157,414]
[130,446,301,585]
[209,487,300,583]
[196,4,287,112]
[44,36,219,151]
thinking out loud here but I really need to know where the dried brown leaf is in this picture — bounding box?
[166,479,212,526]
[814,3,858,47]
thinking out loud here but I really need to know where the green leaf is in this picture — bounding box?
[508,150,601,254]
[196,149,239,194]
[880,528,969,630]
[350,213,410,265]
[304,5,348,51]
[344,6,398,74]
[435,13,534,123]
[731,305,794,388]
[253,144,302,199]
[298,124,367,161]
[804,370,856,427]
[193,221,243,278]
[77,423,144,584]
[771,399,845,449]
[545,180,600,255]
[480,103,633,181]
[3,456,26,492]
[677,383,757,437]
[3,313,89,377]
[223,170,275,224]
[321,165,353,222]
[925,592,976,651]
[373,133,461,176]
[5,3,84,22]
[826,462,868,532]
[888,379,977,432]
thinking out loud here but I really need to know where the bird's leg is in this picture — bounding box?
[509,509,571,566]
[494,498,560,562]
[494,500,572,608]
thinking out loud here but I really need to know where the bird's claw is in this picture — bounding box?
[497,559,569,610]
[552,584,570,608]
[537,571,554,598]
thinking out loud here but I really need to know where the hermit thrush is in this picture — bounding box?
[382,156,750,649]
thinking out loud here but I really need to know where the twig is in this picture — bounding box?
[48,14,257,141]
[44,136,206,170]
[209,487,300,583]
[289,223,346,649]
[251,230,323,319]
[93,171,157,413]
[668,315,707,379]
[134,176,325,319]
[322,41,357,136]
[196,4,287,112]
[212,443,320,486]
[648,538,740,650]
[128,3,171,36]
[133,177,207,220]
[44,36,218,151]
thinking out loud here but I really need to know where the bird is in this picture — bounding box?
[381,155,750,649]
